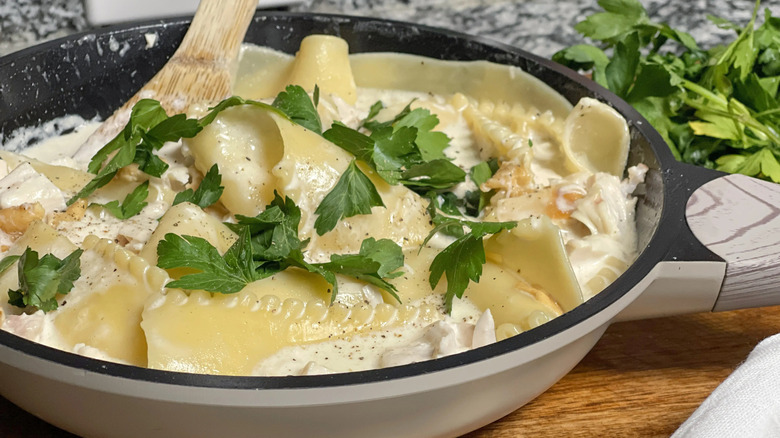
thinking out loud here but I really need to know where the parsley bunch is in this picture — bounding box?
[172,163,224,209]
[554,0,780,182]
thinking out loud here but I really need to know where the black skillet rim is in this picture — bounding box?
[0,11,693,390]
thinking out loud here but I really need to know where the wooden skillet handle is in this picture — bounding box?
[686,174,780,311]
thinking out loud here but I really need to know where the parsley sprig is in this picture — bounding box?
[157,193,404,303]
[68,100,201,205]
[2,248,83,313]
[157,227,262,293]
[172,163,225,209]
[90,180,149,219]
[70,86,322,206]
[554,0,780,182]
[424,196,516,312]
[324,103,465,188]
[314,160,385,235]
[315,102,467,234]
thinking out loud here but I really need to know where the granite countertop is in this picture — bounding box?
[0,0,776,437]
[0,0,766,58]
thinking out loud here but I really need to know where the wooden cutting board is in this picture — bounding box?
[467,306,779,437]
[1,306,777,437]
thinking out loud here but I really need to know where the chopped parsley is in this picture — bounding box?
[4,247,83,313]
[172,163,224,209]
[91,180,149,219]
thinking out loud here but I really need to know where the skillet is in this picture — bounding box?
[1,12,778,438]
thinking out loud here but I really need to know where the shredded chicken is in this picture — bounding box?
[0,203,45,235]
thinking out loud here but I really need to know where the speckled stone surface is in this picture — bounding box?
[0,0,776,57]
[0,0,87,55]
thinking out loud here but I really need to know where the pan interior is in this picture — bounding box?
[0,12,672,388]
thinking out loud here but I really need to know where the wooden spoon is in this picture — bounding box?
[76,0,257,159]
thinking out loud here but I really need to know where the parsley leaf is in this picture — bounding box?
[318,237,404,303]
[323,104,466,192]
[322,122,376,162]
[551,44,610,87]
[716,147,780,181]
[465,158,499,215]
[314,160,385,235]
[232,192,309,264]
[85,100,168,174]
[400,159,467,189]
[0,254,20,275]
[371,126,419,184]
[132,142,169,178]
[272,85,322,134]
[605,31,641,98]
[7,247,83,313]
[425,200,516,313]
[362,101,414,132]
[429,233,486,313]
[157,226,264,293]
[90,180,149,219]
[172,164,224,209]
[394,107,450,160]
[234,194,338,300]
[425,192,467,238]
[573,0,647,43]
[361,101,385,127]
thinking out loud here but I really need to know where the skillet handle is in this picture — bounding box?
[686,173,780,311]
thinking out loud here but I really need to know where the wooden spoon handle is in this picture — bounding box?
[686,174,780,311]
[75,0,256,161]
[175,0,257,64]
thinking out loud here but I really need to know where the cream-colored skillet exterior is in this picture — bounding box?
[0,37,640,377]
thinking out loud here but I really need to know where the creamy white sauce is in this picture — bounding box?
[253,294,485,375]
[0,162,65,212]
[23,120,98,168]
[0,114,97,156]
[55,203,163,251]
